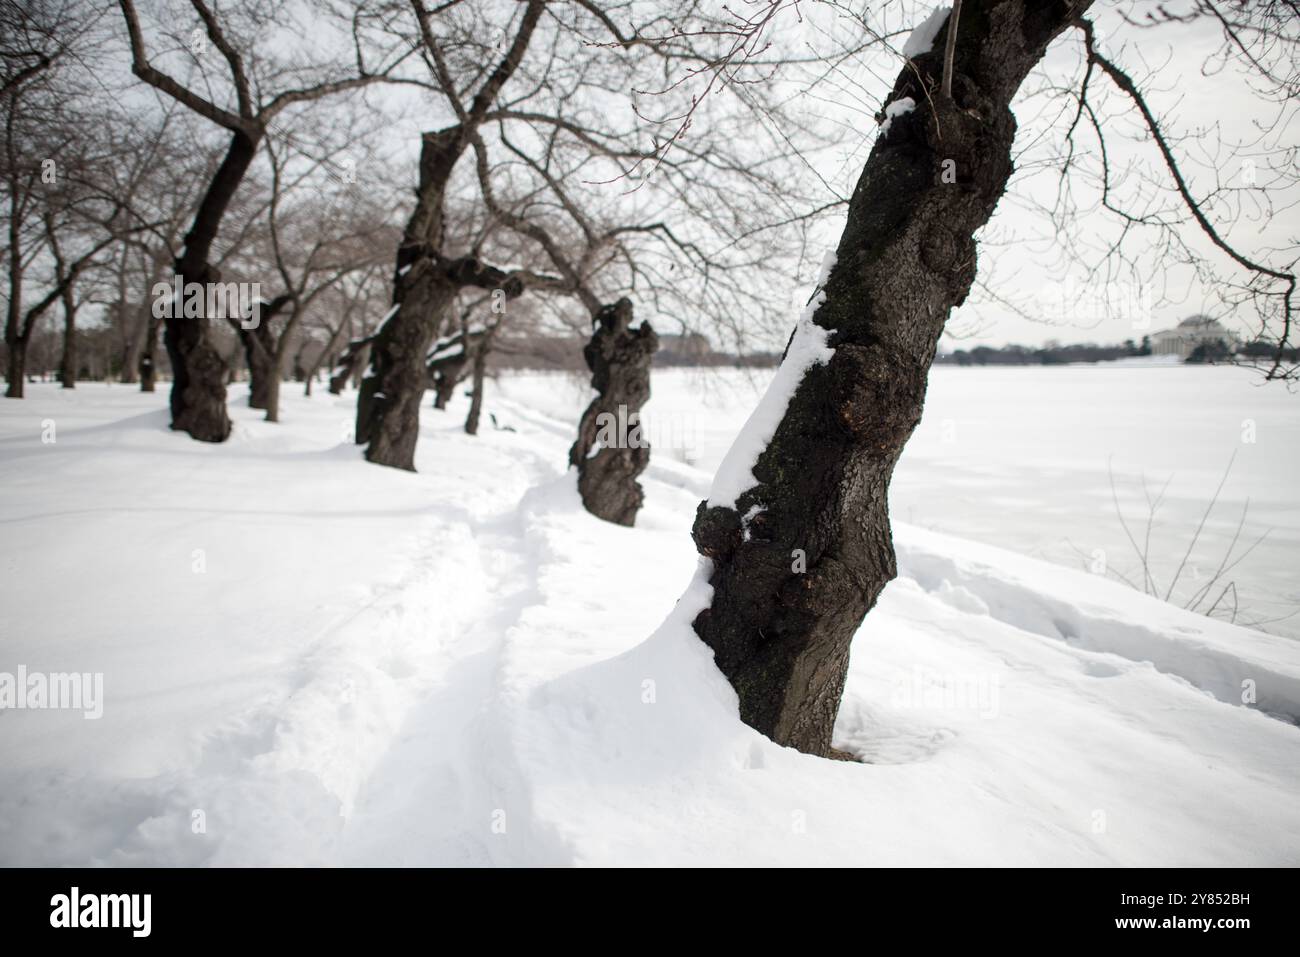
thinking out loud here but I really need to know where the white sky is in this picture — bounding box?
[101,0,1295,353]
[783,0,1296,350]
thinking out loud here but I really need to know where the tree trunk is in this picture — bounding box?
[58,286,77,389]
[139,310,161,392]
[119,322,141,384]
[240,321,277,410]
[329,337,370,395]
[122,302,151,385]
[264,369,282,423]
[358,0,544,467]
[4,235,24,398]
[166,130,260,442]
[689,0,1090,757]
[123,263,165,385]
[464,342,488,436]
[429,348,469,409]
[357,265,459,470]
[432,363,460,409]
[5,335,26,399]
[306,315,351,396]
[358,121,470,470]
[115,245,137,384]
[569,299,658,526]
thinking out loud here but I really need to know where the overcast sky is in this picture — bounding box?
[112,0,1294,353]
[789,0,1296,349]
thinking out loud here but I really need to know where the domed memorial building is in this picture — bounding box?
[1149,315,1239,358]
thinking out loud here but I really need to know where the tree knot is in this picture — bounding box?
[691,502,743,561]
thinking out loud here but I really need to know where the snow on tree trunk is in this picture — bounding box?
[432,364,461,409]
[568,298,658,526]
[329,336,371,395]
[689,0,1091,757]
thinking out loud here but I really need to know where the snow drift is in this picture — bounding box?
[0,381,1296,866]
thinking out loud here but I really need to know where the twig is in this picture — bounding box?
[1164,452,1236,601]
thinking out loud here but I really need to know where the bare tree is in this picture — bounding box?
[234,131,395,421]
[1,0,104,396]
[689,0,1093,757]
[116,0,408,440]
[357,0,836,471]
[354,0,547,470]
[686,0,1298,757]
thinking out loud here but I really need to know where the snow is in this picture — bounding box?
[706,252,836,508]
[511,363,1300,639]
[903,6,950,57]
[1,373,1298,866]
[880,96,917,136]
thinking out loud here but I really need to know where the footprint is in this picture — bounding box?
[1081,660,1122,678]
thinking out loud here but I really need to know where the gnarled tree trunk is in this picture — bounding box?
[165,130,260,442]
[239,319,277,410]
[359,1,543,471]
[357,263,460,468]
[569,298,658,526]
[689,0,1091,757]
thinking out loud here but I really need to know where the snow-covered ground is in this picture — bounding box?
[506,362,1300,638]
[1,371,1297,866]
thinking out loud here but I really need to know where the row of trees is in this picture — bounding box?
[4,0,839,450]
[4,0,1296,756]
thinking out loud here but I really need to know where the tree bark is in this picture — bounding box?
[122,258,166,384]
[360,0,543,470]
[330,335,372,395]
[139,309,161,392]
[357,264,460,469]
[119,314,141,384]
[264,369,282,423]
[5,335,27,398]
[432,357,464,409]
[58,284,77,388]
[240,319,277,410]
[4,211,24,398]
[569,299,658,526]
[689,0,1091,757]
[464,340,488,435]
[165,129,260,442]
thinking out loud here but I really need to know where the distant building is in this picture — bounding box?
[1148,315,1237,358]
